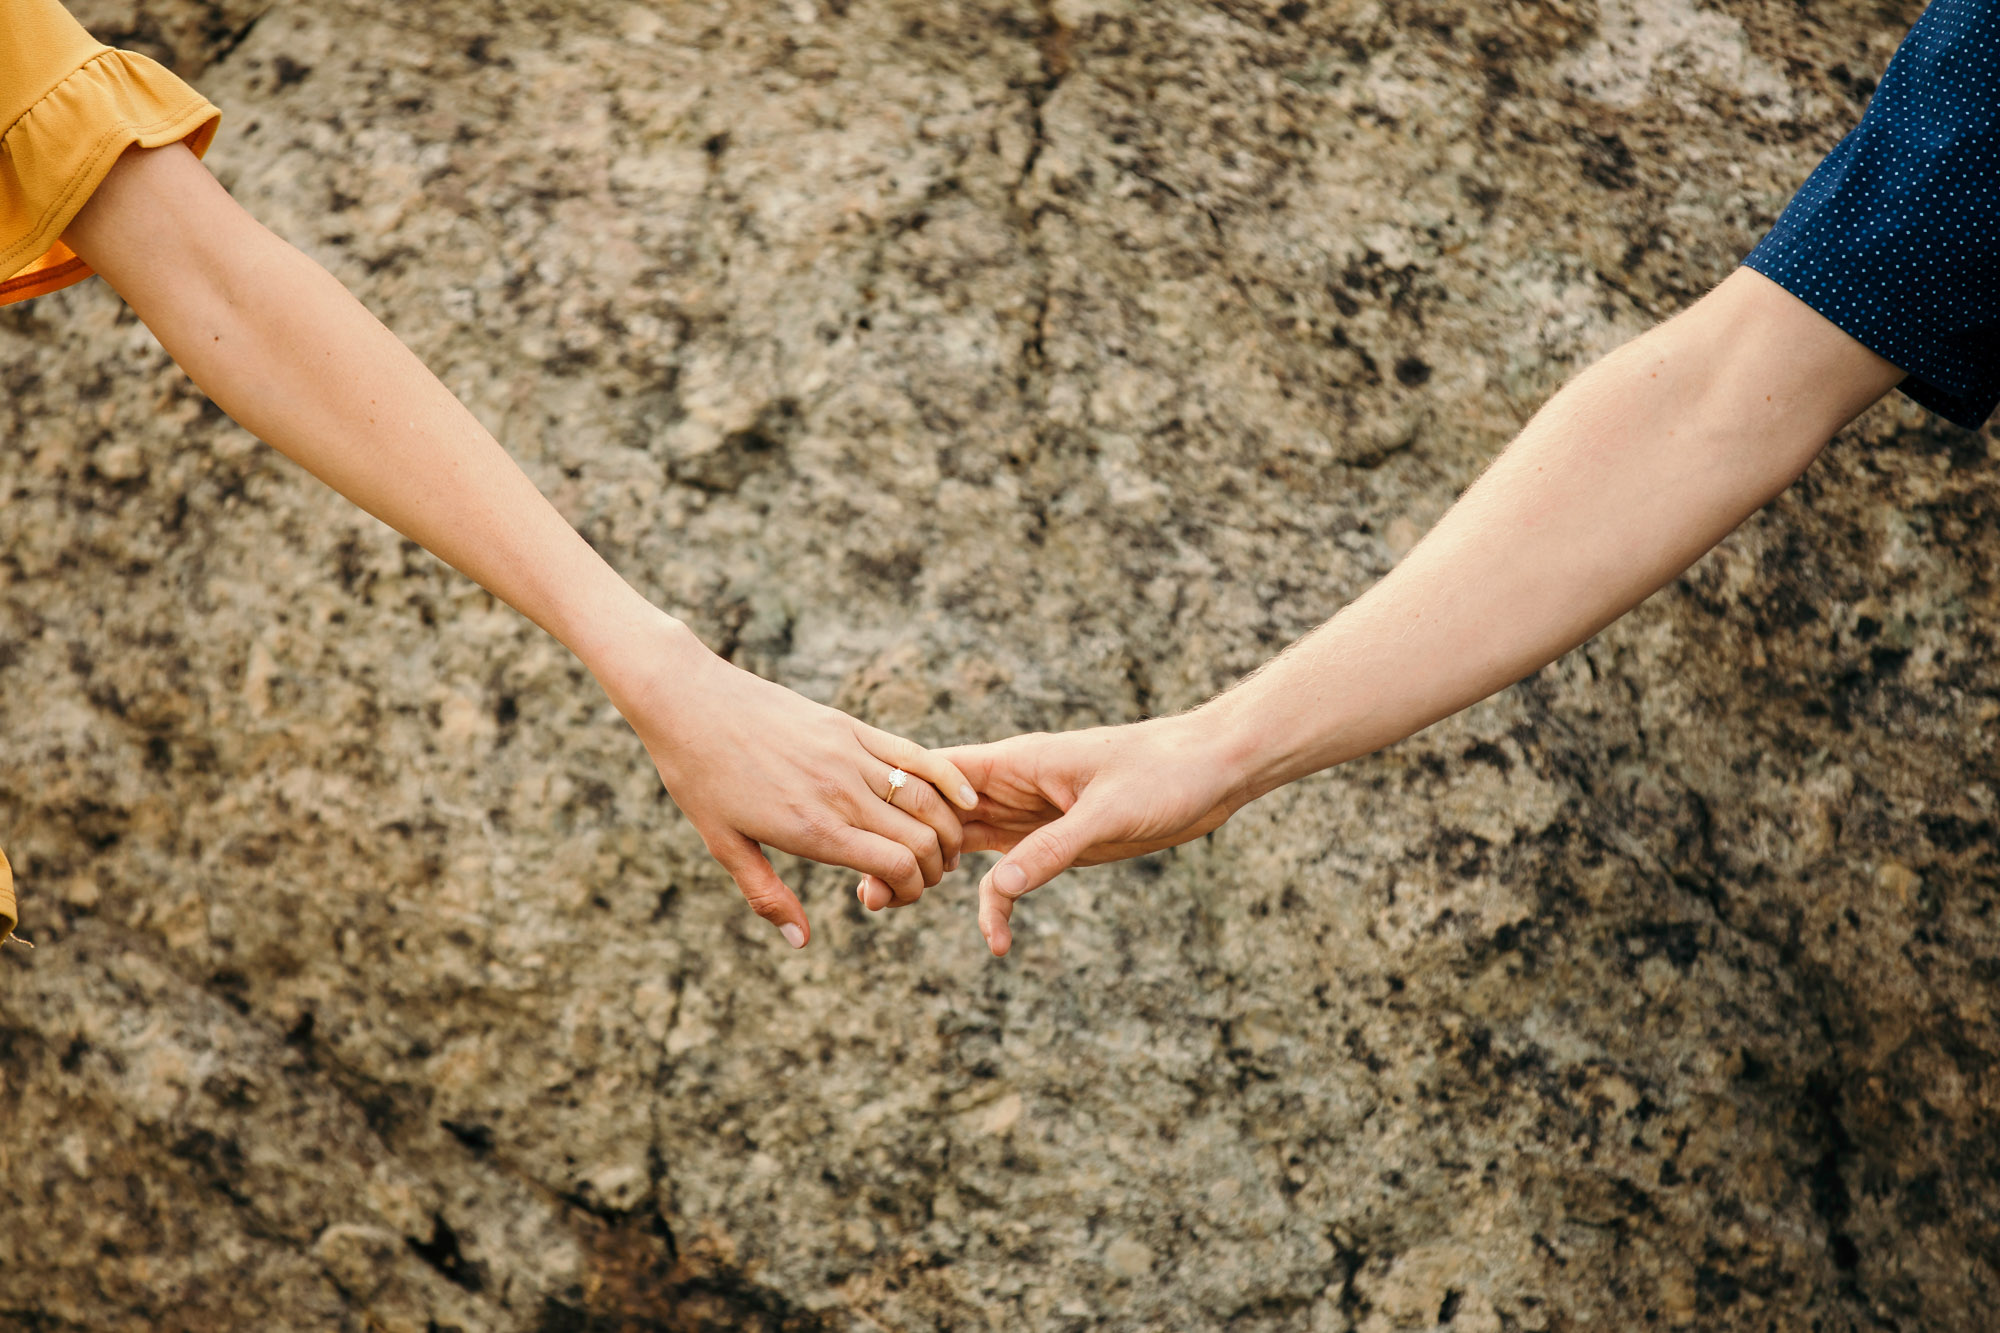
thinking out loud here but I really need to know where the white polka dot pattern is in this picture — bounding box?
[1744,0,2000,428]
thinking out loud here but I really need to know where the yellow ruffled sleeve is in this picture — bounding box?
[0,844,14,942]
[1,0,220,305]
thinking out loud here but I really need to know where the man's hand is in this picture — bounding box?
[857,272,1905,957]
[855,717,1248,955]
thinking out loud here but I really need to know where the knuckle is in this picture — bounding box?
[740,889,784,918]
[885,849,920,885]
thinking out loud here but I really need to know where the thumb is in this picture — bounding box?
[978,803,1104,957]
[709,830,809,949]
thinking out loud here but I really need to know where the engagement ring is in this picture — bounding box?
[883,768,909,802]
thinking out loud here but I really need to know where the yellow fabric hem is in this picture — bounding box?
[0,845,14,941]
[0,47,220,306]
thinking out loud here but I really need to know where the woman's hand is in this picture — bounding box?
[65,146,978,951]
[857,715,1250,955]
[602,615,978,949]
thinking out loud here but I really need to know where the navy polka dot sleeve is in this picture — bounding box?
[1744,0,2000,429]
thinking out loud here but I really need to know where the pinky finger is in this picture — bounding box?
[707,830,810,949]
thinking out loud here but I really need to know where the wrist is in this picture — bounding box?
[1182,682,1338,809]
[581,607,718,719]
[1154,706,1266,815]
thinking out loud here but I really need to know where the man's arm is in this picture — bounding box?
[63,143,980,948]
[923,269,1904,954]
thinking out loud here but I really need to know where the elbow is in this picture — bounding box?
[1667,267,1905,494]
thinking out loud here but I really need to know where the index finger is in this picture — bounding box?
[978,870,1020,956]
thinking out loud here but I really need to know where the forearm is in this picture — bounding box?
[61,145,977,942]
[1200,270,1903,801]
[62,145,696,698]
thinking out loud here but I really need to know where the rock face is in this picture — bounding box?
[2,0,1992,1329]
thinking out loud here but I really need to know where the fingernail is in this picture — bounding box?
[994,863,1026,896]
[855,877,867,904]
[959,784,977,808]
[780,923,805,949]
[947,854,960,873]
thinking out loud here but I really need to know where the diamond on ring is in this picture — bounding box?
[884,768,909,802]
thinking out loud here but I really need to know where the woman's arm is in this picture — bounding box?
[922,269,1906,954]
[63,142,978,948]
